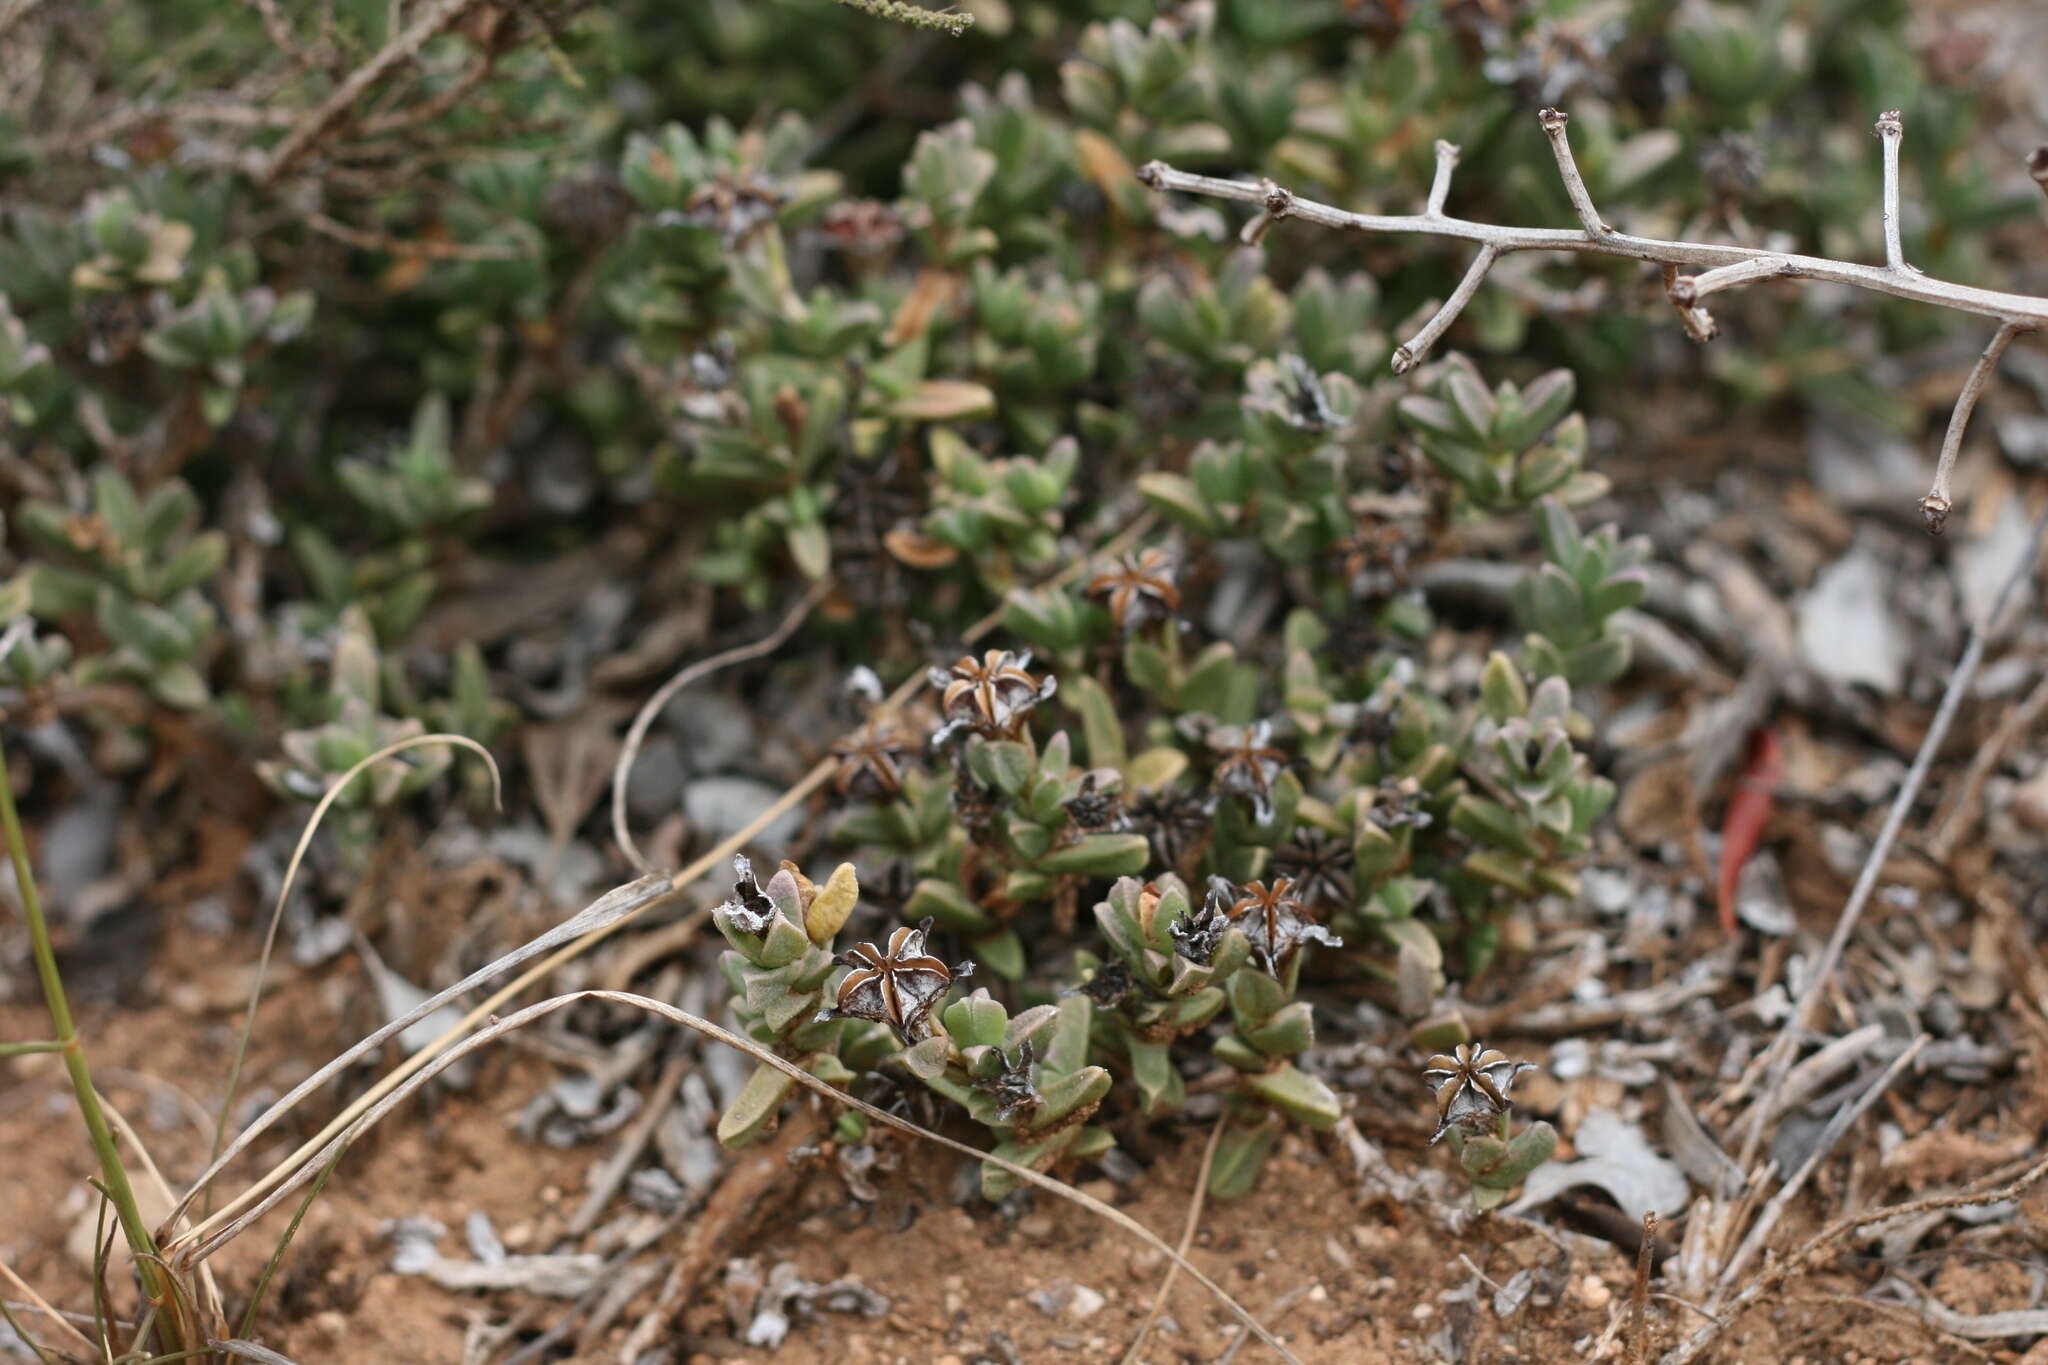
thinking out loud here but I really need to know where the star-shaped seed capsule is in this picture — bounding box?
[1422,1043,1537,1145]
[1084,548,1180,636]
[1208,719,1288,824]
[817,918,971,1043]
[829,717,919,800]
[929,649,1057,742]
[1220,876,1342,974]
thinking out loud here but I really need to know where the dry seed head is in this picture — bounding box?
[819,918,970,1043]
[1422,1043,1536,1145]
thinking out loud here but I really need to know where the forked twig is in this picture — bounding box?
[261,0,490,183]
[1139,108,2044,531]
[1921,321,2021,532]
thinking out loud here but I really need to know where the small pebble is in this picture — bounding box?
[1578,1274,1612,1309]
[1070,1284,1107,1319]
[1412,1303,1435,1322]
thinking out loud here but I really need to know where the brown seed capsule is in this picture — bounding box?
[1220,876,1342,974]
[1422,1043,1536,1145]
[830,717,919,801]
[1130,786,1217,872]
[1272,827,1355,912]
[1084,548,1180,636]
[929,648,1056,742]
[1209,720,1289,824]
[819,918,971,1043]
[1061,767,1127,832]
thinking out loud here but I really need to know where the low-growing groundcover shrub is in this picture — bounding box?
[2,0,2039,1358]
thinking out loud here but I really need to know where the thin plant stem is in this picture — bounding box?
[0,1039,65,1056]
[0,741,184,1353]
[235,1145,347,1339]
[0,1296,59,1365]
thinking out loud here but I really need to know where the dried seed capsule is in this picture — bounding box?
[1422,1043,1537,1145]
[1208,720,1288,824]
[929,648,1058,742]
[818,918,972,1044]
[1084,548,1181,636]
[715,854,776,935]
[1220,877,1342,974]
[830,717,919,800]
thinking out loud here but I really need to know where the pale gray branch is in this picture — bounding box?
[1674,255,1793,305]
[1538,107,1608,235]
[1920,321,2021,533]
[1392,245,1497,375]
[1138,106,2047,529]
[1876,110,1909,273]
[1426,138,1459,217]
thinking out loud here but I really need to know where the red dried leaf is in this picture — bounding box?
[1717,727,1782,934]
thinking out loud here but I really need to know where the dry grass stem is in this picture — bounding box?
[1735,503,2048,1169]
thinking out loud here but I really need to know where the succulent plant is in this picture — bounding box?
[17,472,226,708]
[713,856,892,1148]
[1515,499,1650,689]
[255,608,454,847]
[904,989,1114,1200]
[1422,1042,1556,1212]
[1397,357,1603,517]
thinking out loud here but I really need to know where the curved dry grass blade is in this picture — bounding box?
[167,870,675,1244]
[612,581,828,872]
[96,1093,224,1325]
[184,989,1304,1364]
[209,732,502,1183]
[1119,1114,1225,1365]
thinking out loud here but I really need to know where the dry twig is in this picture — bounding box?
[1139,107,2045,531]
[261,0,490,183]
[1662,1151,2048,1363]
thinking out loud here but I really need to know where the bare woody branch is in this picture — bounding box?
[1425,138,1458,217]
[1538,107,1608,235]
[261,0,489,184]
[1393,245,1497,375]
[1921,321,2022,532]
[1875,109,1910,272]
[1138,107,2045,533]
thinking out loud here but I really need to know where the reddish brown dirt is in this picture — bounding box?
[5,966,2014,1365]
